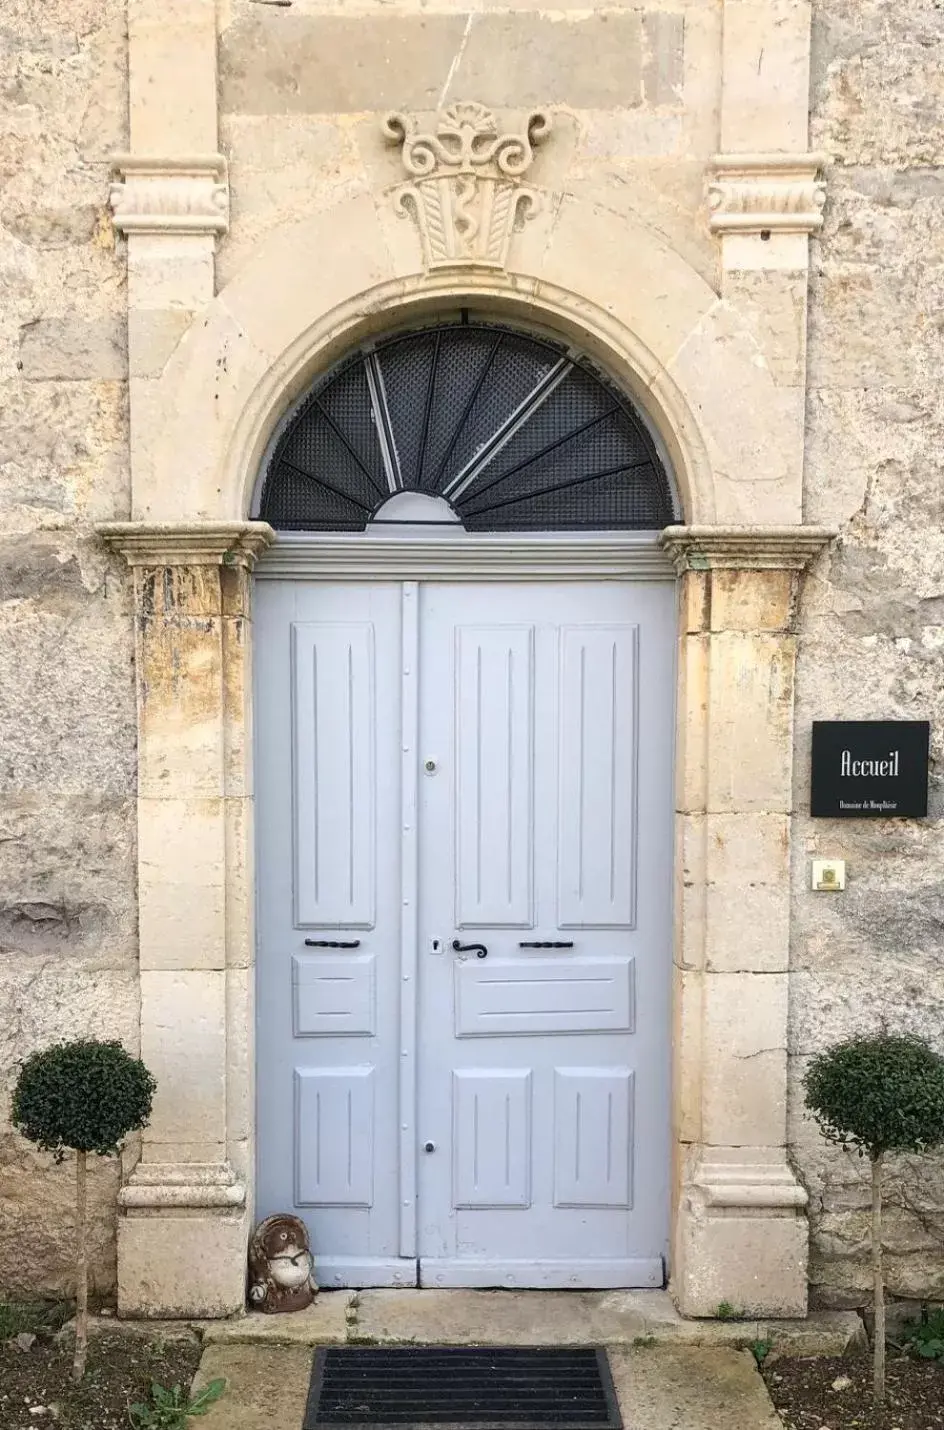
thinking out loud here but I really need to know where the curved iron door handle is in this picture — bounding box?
[452,939,488,959]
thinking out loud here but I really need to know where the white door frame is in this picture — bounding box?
[254,528,677,1285]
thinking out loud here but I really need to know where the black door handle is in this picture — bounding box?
[519,940,574,949]
[304,939,361,948]
[452,939,488,959]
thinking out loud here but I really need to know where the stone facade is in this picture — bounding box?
[793,0,944,1309]
[0,0,136,1299]
[0,0,940,1315]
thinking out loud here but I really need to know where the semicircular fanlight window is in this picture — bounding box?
[257,323,676,531]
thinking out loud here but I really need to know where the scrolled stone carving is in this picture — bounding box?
[247,1213,317,1314]
[109,154,230,237]
[707,153,827,236]
[383,103,551,270]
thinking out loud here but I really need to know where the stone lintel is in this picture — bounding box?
[110,154,230,237]
[97,520,275,568]
[660,525,836,573]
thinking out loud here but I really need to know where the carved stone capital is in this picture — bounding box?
[707,153,828,237]
[109,154,230,237]
[660,525,837,573]
[383,102,552,271]
[97,520,275,568]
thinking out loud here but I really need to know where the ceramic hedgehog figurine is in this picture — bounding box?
[247,1213,317,1313]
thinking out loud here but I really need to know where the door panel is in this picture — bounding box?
[292,953,377,1038]
[291,621,376,928]
[452,1069,533,1208]
[454,957,634,1036]
[552,1068,634,1208]
[417,582,673,1288]
[557,625,638,928]
[255,582,414,1288]
[454,625,535,928]
[294,1067,374,1206]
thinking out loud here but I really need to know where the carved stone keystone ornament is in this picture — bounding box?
[383,102,551,270]
[247,1214,317,1313]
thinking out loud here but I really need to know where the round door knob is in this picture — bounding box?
[424,1141,436,1153]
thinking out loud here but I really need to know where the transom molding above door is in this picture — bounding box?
[255,532,675,581]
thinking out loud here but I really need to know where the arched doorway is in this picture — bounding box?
[252,319,679,1288]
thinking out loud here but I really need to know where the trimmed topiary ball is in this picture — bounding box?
[803,1032,944,1159]
[804,1030,944,1409]
[12,1038,156,1163]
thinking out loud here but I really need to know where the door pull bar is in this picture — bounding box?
[452,939,488,959]
[518,940,575,949]
[304,938,361,948]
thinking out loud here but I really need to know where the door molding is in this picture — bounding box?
[255,532,675,582]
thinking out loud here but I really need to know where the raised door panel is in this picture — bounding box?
[558,626,638,928]
[292,954,376,1037]
[454,957,635,1036]
[295,1067,374,1207]
[292,622,375,928]
[553,1068,633,1209]
[455,626,534,928]
[452,1069,532,1208]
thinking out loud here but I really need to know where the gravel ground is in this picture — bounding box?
[0,1311,203,1430]
[763,1351,944,1430]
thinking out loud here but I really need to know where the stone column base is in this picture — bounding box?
[673,1157,809,1318]
[117,1163,249,1318]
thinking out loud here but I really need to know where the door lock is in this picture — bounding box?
[424,1141,436,1153]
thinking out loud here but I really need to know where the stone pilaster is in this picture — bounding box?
[97,522,274,1318]
[661,525,834,1317]
[111,0,225,518]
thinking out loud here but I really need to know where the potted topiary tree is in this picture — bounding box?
[804,1032,944,1406]
[12,1038,156,1380]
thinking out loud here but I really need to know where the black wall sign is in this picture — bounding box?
[811,720,930,818]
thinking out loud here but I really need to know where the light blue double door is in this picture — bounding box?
[254,577,673,1289]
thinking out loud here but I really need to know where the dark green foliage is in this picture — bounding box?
[750,1339,773,1366]
[901,1309,944,1362]
[11,1039,156,1162]
[803,1034,944,1159]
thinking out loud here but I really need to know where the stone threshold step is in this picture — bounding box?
[190,1289,864,1357]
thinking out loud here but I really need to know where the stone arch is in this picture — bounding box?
[133,189,798,529]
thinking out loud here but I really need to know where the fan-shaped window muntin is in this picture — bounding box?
[257,323,677,532]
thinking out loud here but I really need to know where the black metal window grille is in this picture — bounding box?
[256,323,677,532]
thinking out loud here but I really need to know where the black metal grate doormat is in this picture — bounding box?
[303,1347,623,1430]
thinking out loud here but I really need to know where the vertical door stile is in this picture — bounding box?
[398,581,420,1262]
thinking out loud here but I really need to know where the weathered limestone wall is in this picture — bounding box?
[792,0,944,1307]
[215,0,720,293]
[0,0,135,1297]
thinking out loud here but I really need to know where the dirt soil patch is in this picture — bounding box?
[763,1352,944,1430]
[0,1326,203,1430]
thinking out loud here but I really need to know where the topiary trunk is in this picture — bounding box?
[72,1149,88,1381]
[871,1151,885,1407]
